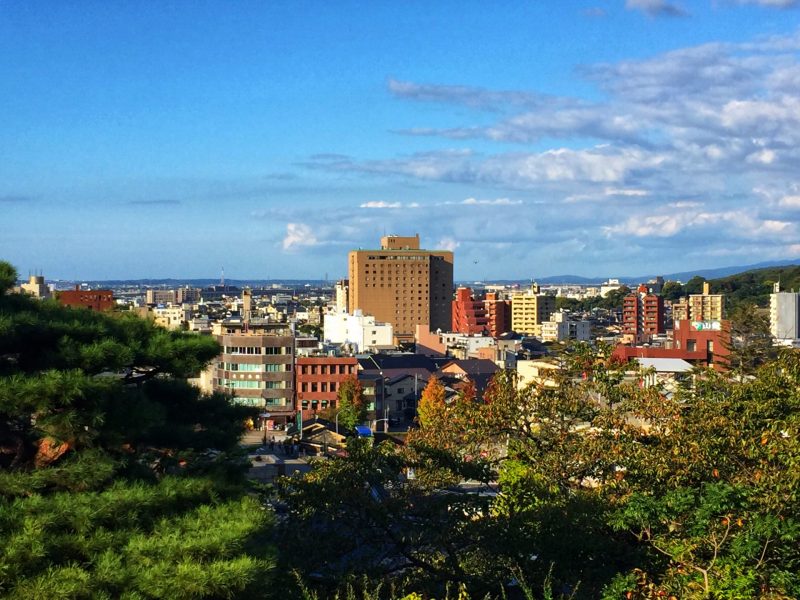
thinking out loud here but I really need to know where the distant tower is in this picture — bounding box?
[220,267,225,289]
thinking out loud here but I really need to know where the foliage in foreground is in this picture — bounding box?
[278,343,800,599]
[0,260,273,599]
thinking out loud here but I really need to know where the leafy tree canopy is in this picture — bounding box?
[0,260,273,599]
[279,337,800,599]
[336,375,366,430]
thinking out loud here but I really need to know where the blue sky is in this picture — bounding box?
[2,1,800,280]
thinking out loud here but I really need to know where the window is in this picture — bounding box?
[311,383,318,392]
[687,340,697,352]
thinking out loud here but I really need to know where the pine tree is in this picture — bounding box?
[0,261,275,599]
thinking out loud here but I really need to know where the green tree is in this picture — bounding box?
[684,275,706,295]
[725,302,776,376]
[0,261,17,294]
[279,332,800,599]
[336,375,366,429]
[605,351,800,598]
[661,280,684,302]
[601,285,631,310]
[0,260,274,599]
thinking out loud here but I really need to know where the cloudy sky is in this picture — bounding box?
[2,2,800,280]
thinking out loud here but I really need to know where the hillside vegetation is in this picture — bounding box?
[708,264,800,308]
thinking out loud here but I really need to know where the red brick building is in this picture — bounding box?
[452,287,488,334]
[57,286,114,311]
[296,356,359,419]
[613,319,730,371]
[484,291,511,337]
[622,285,664,343]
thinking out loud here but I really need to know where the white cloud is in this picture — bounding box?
[437,237,460,252]
[282,223,318,251]
[779,194,800,208]
[605,210,794,239]
[604,188,650,197]
[360,201,402,209]
[461,197,522,205]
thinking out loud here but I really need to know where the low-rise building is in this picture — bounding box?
[57,286,114,311]
[295,356,359,419]
[19,274,51,299]
[324,310,394,352]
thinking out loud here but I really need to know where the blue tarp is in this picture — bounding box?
[354,425,373,437]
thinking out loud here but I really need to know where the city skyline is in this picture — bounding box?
[2,2,800,279]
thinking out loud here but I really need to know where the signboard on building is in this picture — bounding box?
[691,320,721,331]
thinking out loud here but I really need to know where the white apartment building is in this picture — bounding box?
[540,311,592,343]
[323,310,394,352]
[770,284,800,344]
[438,332,495,357]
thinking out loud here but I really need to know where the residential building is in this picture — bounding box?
[211,319,294,425]
[688,282,724,321]
[438,332,495,359]
[452,287,488,334]
[770,283,800,343]
[148,305,191,330]
[436,358,500,400]
[176,287,202,304]
[323,310,394,352]
[384,373,425,422]
[145,289,177,305]
[19,274,51,299]
[511,284,555,336]
[335,279,348,313]
[57,286,114,311]
[484,291,512,337]
[671,299,690,322]
[516,359,561,389]
[295,356,359,419]
[539,310,591,343]
[540,311,570,342]
[348,234,454,344]
[622,285,665,344]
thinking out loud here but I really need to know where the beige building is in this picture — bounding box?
[145,289,177,305]
[19,274,51,299]
[688,282,724,321]
[511,284,555,336]
[210,319,295,423]
[335,279,349,313]
[348,234,453,344]
[516,359,561,389]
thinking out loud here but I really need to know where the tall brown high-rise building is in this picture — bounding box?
[348,234,454,344]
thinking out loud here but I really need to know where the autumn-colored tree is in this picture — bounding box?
[336,374,366,430]
[416,376,446,430]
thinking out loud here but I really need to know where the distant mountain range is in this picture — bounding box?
[464,259,800,286]
[49,259,799,289]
